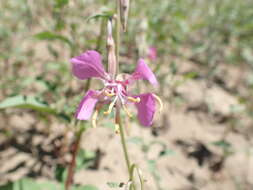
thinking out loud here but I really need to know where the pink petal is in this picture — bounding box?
[128,59,158,86]
[148,47,157,61]
[134,93,156,126]
[71,50,108,80]
[75,90,99,120]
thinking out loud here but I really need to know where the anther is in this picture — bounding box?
[115,124,120,134]
[104,90,115,97]
[127,96,140,103]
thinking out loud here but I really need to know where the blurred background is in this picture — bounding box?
[1,0,253,189]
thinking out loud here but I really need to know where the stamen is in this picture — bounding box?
[153,94,163,112]
[104,97,118,115]
[104,90,115,97]
[122,104,133,118]
[92,110,98,128]
[127,96,140,103]
[115,124,120,134]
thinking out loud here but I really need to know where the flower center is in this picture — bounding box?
[103,81,140,117]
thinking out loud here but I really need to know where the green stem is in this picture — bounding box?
[114,1,136,189]
[116,105,136,190]
[116,106,131,172]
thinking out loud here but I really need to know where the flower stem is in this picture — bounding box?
[116,107,131,172]
[114,1,136,189]
[116,104,136,190]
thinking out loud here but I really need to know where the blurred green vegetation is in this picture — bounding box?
[1,0,253,118]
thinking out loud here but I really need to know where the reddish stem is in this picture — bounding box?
[65,130,83,190]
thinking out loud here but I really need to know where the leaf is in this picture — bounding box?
[159,148,175,157]
[0,95,57,114]
[183,71,199,80]
[19,178,40,190]
[34,31,73,48]
[147,159,156,173]
[0,183,12,190]
[38,181,63,190]
[54,164,67,183]
[0,178,98,190]
[86,11,114,22]
[76,149,96,171]
[54,0,69,8]
[0,178,43,190]
[127,137,143,145]
[106,182,122,188]
[73,185,99,190]
[212,140,231,149]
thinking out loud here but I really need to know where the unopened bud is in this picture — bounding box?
[107,19,117,79]
[107,18,113,37]
[119,0,130,32]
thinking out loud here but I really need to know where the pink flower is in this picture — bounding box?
[147,47,157,61]
[71,50,162,127]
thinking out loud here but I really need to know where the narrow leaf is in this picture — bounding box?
[34,31,73,48]
[0,95,57,114]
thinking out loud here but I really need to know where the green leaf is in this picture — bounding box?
[106,182,122,188]
[86,11,114,22]
[0,178,98,190]
[147,159,156,173]
[159,148,175,157]
[76,149,96,171]
[127,137,143,145]
[19,178,40,190]
[73,185,99,190]
[54,164,67,183]
[0,183,12,190]
[212,140,231,149]
[183,71,199,80]
[37,181,62,190]
[0,95,57,114]
[54,0,69,8]
[34,31,73,48]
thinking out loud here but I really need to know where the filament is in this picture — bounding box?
[104,96,118,115]
[153,94,163,112]
[122,104,133,118]
[92,110,98,128]
[104,90,115,97]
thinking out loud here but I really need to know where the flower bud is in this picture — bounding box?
[119,0,130,32]
[107,19,117,79]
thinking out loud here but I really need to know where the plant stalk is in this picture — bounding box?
[116,104,136,190]
[116,105,131,172]
[65,124,84,190]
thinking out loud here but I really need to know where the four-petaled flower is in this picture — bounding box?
[71,50,162,127]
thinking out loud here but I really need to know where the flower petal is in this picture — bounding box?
[71,50,108,80]
[134,93,156,126]
[75,90,99,120]
[148,47,157,61]
[128,59,158,86]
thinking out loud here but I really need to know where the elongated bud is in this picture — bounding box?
[107,19,117,79]
[119,0,130,32]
